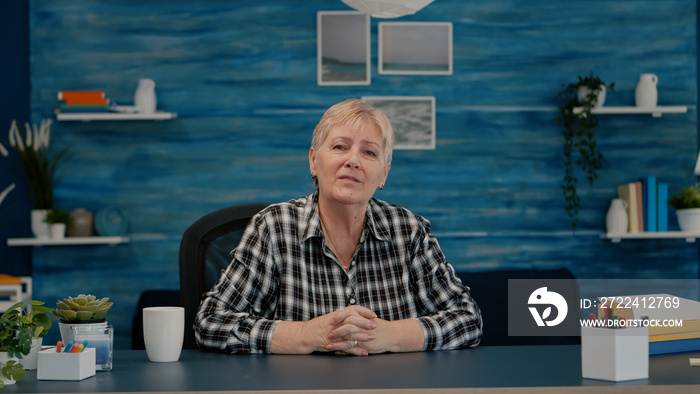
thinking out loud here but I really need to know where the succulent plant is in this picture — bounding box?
[52,294,113,323]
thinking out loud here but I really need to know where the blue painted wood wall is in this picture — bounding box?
[18,0,699,348]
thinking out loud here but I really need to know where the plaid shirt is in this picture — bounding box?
[194,193,482,354]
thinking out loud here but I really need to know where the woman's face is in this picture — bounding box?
[309,121,390,208]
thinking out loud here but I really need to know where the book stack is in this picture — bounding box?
[608,294,700,355]
[56,91,112,114]
[616,176,669,233]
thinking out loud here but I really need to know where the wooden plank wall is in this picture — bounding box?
[24,0,698,348]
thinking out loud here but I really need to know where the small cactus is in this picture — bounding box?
[52,294,113,323]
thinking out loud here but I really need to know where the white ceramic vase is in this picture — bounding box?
[676,208,700,232]
[635,73,658,108]
[31,209,50,239]
[606,198,629,234]
[59,321,109,345]
[577,85,607,108]
[49,223,66,239]
[22,337,43,370]
[134,78,157,114]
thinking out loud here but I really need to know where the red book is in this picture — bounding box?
[57,91,109,105]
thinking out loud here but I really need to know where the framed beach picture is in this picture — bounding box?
[362,96,436,150]
[317,11,370,86]
[378,22,452,75]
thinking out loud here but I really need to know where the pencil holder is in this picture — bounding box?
[37,347,96,381]
[581,326,649,382]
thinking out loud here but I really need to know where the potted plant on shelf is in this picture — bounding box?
[555,73,615,228]
[6,119,69,238]
[45,207,72,239]
[53,294,113,344]
[668,183,700,231]
[0,300,53,387]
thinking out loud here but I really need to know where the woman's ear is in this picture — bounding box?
[308,146,316,177]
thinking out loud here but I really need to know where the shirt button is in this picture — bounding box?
[349,298,356,305]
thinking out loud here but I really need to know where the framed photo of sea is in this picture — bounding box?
[317,11,370,86]
[378,22,452,75]
[362,96,436,150]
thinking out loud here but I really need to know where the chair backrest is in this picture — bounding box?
[178,202,270,349]
[456,268,581,346]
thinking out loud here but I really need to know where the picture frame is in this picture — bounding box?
[317,11,371,86]
[362,96,436,150]
[378,22,453,75]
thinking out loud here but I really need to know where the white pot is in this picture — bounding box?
[676,208,700,232]
[635,73,658,108]
[59,321,108,345]
[577,85,607,108]
[31,209,50,239]
[22,337,43,370]
[49,223,66,239]
[0,351,20,385]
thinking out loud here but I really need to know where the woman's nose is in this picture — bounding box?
[345,148,361,168]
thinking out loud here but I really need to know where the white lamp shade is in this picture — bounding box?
[341,0,436,18]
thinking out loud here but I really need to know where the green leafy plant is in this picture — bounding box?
[556,73,615,228]
[668,183,700,210]
[45,207,72,226]
[0,360,25,388]
[52,294,113,323]
[0,300,53,387]
[6,119,69,210]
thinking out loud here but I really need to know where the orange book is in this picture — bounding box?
[0,274,22,284]
[58,91,109,105]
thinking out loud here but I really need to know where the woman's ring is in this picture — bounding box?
[353,340,359,348]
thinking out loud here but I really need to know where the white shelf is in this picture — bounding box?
[56,111,177,121]
[601,231,700,243]
[573,105,687,117]
[7,236,130,246]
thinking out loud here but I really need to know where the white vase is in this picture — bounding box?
[59,321,108,345]
[0,351,19,385]
[676,208,700,232]
[22,337,43,370]
[134,78,157,114]
[31,209,50,239]
[577,85,606,108]
[635,73,658,108]
[49,223,66,239]
[606,199,629,234]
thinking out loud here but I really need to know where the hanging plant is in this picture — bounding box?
[555,73,614,228]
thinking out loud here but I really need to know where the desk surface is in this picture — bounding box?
[5,345,700,393]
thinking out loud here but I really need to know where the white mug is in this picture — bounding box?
[143,306,185,362]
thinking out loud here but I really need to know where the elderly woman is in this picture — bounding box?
[195,99,482,356]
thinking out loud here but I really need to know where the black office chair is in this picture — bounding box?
[178,202,270,349]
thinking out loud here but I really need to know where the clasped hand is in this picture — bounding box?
[305,305,391,356]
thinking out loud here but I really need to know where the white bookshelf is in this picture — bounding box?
[601,231,700,243]
[7,236,130,246]
[573,105,688,117]
[56,112,177,121]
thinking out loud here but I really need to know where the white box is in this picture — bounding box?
[581,326,649,382]
[37,347,96,381]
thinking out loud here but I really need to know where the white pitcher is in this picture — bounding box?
[635,73,658,108]
[606,198,629,234]
[134,78,157,114]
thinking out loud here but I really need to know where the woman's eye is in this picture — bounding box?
[333,145,345,150]
[366,150,377,157]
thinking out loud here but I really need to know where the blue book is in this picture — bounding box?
[645,176,657,232]
[650,337,700,355]
[657,183,668,232]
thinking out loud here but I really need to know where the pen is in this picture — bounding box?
[63,340,73,353]
[76,344,85,353]
[56,341,62,353]
[68,342,80,353]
